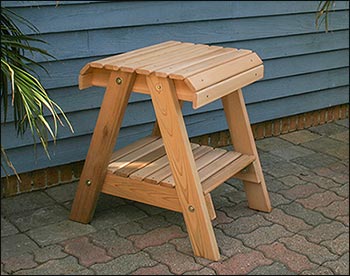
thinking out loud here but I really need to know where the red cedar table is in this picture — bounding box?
[70,41,272,261]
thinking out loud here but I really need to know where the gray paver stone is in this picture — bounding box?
[89,228,139,257]
[248,262,297,275]
[291,152,338,169]
[144,243,202,275]
[300,266,334,275]
[1,234,39,259]
[280,234,338,265]
[113,221,147,237]
[321,232,349,256]
[183,267,217,275]
[13,256,90,275]
[90,251,157,275]
[334,118,349,128]
[90,205,147,230]
[309,123,348,137]
[136,214,171,231]
[237,224,293,248]
[131,263,173,275]
[270,145,315,161]
[1,216,18,237]
[323,252,349,275]
[262,208,313,233]
[218,214,272,236]
[2,253,37,274]
[213,228,251,257]
[257,242,317,273]
[280,130,321,144]
[1,192,55,215]
[256,137,294,151]
[302,137,349,160]
[8,205,69,232]
[44,182,77,203]
[32,244,67,263]
[279,202,331,226]
[27,220,96,246]
[299,221,348,244]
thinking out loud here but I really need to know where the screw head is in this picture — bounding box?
[116,77,123,85]
[155,84,162,91]
[85,179,92,186]
[188,205,195,212]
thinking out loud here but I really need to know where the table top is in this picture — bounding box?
[80,41,264,109]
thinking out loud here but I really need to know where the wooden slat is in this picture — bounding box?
[129,152,170,182]
[146,144,212,185]
[109,138,164,173]
[110,136,159,163]
[193,65,264,109]
[102,172,182,212]
[154,47,234,78]
[129,143,199,181]
[202,154,256,194]
[115,146,166,177]
[135,44,209,75]
[117,43,195,72]
[185,53,262,91]
[160,147,226,187]
[198,151,242,183]
[169,49,251,80]
[88,41,181,71]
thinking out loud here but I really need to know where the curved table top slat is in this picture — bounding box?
[80,41,264,109]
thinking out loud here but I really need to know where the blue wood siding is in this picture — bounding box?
[1,1,349,176]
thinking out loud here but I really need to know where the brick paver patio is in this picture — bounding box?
[1,119,349,275]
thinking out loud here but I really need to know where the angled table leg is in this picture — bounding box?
[70,71,136,223]
[147,75,220,261]
[222,89,271,212]
[151,100,184,137]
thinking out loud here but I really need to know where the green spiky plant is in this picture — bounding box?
[316,0,336,32]
[1,7,73,180]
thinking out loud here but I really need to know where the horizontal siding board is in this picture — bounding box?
[2,85,348,176]
[2,1,105,7]
[262,49,349,80]
[245,67,350,103]
[27,11,349,62]
[6,1,349,35]
[27,28,350,63]
[215,30,349,60]
[248,86,350,122]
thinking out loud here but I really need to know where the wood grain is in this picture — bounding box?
[147,75,220,260]
[222,89,271,212]
[69,71,136,223]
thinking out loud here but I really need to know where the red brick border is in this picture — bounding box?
[1,104,349,198]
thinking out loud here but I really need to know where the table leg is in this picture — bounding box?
[222,89,271,212]
[70,71,136,223]
[147,75,220,261]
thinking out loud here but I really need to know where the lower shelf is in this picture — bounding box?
[105,136,255,194]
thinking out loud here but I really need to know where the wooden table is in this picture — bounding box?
[70,41,272,261]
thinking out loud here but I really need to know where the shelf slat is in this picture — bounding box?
[108,139,255,195]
